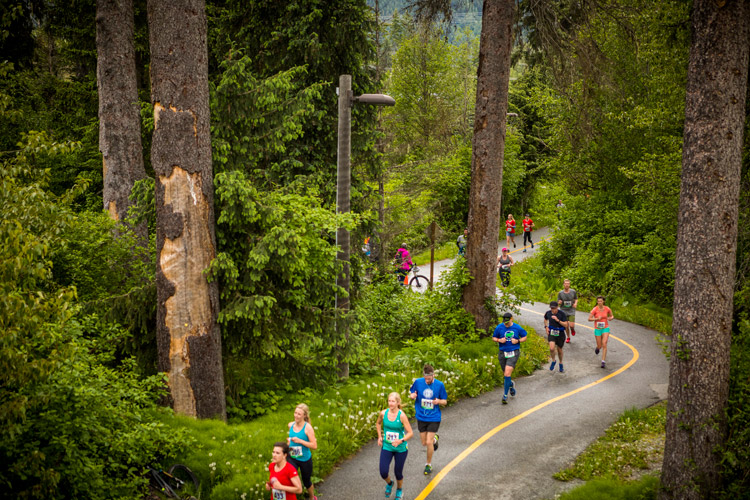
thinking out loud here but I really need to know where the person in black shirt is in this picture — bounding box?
[544,301,569,373]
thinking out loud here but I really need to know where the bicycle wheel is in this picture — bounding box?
[166,464,200,499]
[409,274,430,292]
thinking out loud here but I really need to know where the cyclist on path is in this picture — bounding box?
[522,214,535,252]
[409,364,448,476]
[544,301,569,373]
[493,312,527,404]
[393,243,413,286]
[287,403,318,500]
[267,442,303,500]
[588,296,615,368]
[558,279,579,344]
[376,392,413,500]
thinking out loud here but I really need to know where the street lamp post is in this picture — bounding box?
[336,74,394,378]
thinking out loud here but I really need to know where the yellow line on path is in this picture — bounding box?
[414,307,639,500]
[507,235,552,256]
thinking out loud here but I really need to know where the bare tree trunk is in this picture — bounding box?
[462,0,515,332]
[148,0,226,420]
[661,1,750,498]
[96,0,147,242]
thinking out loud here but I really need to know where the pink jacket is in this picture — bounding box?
[395,248,413,271]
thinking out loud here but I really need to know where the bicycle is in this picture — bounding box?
[408,265,430,292]
[148,464,200,500]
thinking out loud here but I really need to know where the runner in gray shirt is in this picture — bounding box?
[557,279,578,343]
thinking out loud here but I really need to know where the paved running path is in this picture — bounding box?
[319,228,669,500]
[420,226,552,283]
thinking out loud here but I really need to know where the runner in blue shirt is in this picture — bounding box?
[493,312,528,404]
[408,364,448,475]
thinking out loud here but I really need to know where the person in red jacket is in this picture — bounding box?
[521,214,534,252]
[505,214,516,249]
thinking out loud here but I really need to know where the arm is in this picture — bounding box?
[409,381,417,400]
[608,308,614,321]
[271,474,303,495]
[376,410,384,447]
[509,256,515,265]
[400,413,414,442]
[299,423,317,450]
[518,334,528,344]
[588,310,596,322]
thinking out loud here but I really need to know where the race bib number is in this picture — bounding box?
[550,330,560,336]
[563,300,572,307]
[504,350,517,358]
[272,489,286,500]
[421,399,434,410]
[386,431,400,442]
[596,321,606,329]
[289,445,303,458]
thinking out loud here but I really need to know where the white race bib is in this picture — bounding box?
[550,330,560,336]
[504,350,517,358]
[273,489,286,500]
[421,399,434,410]
[563,300,572,307]
[596,321,606,329]
[290,445,303,458]
[386,431,400,442]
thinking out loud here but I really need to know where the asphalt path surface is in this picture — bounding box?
[319,228,669,500]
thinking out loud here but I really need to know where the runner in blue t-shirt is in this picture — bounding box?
[493,312,528,405]
[409,364,448,475]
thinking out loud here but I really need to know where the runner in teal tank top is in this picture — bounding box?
[376,392,413,500]
[287,403,318,500]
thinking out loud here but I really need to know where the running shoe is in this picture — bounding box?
[433,434,439,451]
[601,361,606,369]
[571,328,576,336]
[523,248,527,253]
[595,347,600,355]
[549,361,556,371]
[532,243,534,248]
[566,338,570,343]
[424,464,433,475]
[513,242,516,248]
[385,480,394,498]
[510,381,516,397]
[559,363,564,373]
[395,489,404,500]
[502,395,508,405]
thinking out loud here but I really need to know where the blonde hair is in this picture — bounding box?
[295,403,311,423]
[387,392,402,409]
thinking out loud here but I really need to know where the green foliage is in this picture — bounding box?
[557,476,660,500]
[210,170,360,377]
[1,137,185,499]
[210,55,326,186]
[354,258,477,344]
[555,403,666,482]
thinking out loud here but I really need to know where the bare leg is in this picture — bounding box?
[424,431,435,464]
[601,331,610,361]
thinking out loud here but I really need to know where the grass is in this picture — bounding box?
[412,241,458,266]
[510,256,673,336]
[557,476,660,500]
[161,330,548,500]
[554,402,666,482]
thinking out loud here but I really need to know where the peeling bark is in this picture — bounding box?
[148,0,226,420]
[462,0,515,332]
[661,1,750,498]
[96,0,147,240]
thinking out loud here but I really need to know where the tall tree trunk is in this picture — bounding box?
[147,0,226,420]
[661,1,750,498]
[462,0,515,332]
[96,0,147,242]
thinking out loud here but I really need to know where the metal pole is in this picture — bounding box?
[336,74,352,379]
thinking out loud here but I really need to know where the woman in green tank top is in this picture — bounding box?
[376,392,413,500]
